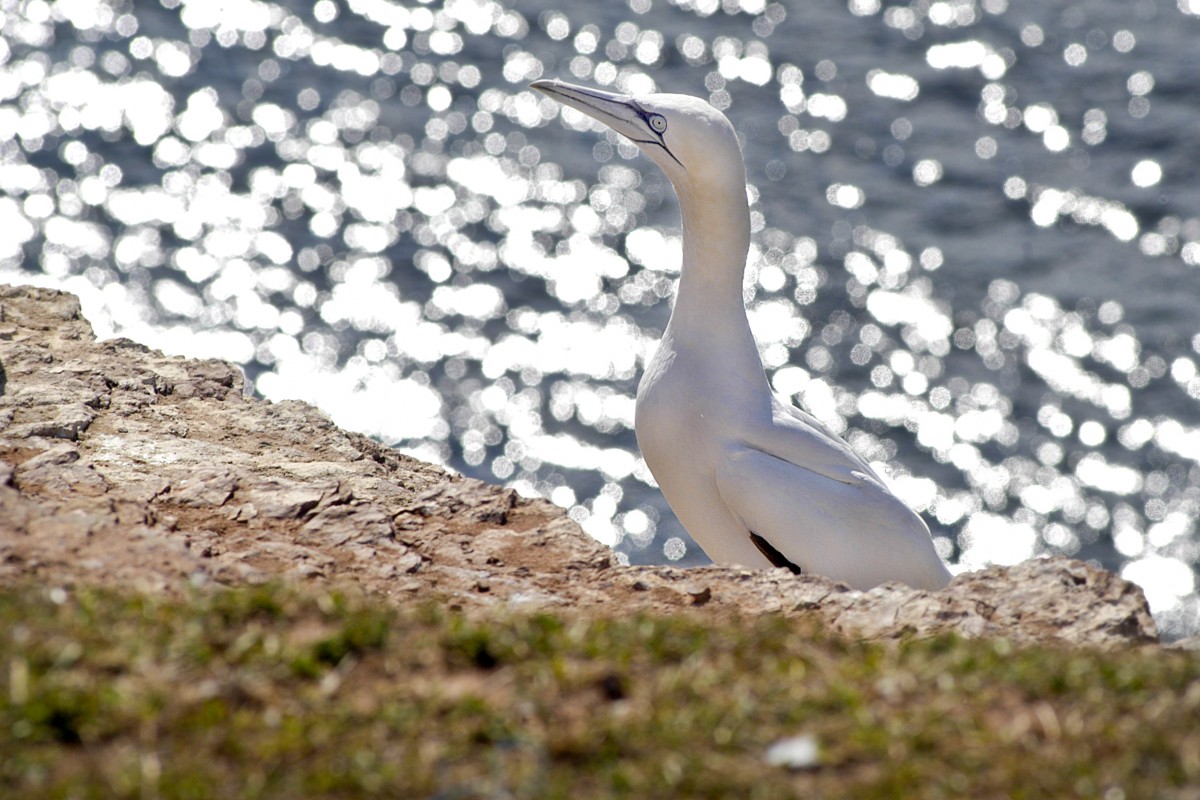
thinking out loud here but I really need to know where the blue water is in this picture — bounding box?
[2,0,1198,636]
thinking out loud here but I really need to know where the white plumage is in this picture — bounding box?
[532,79,952,591]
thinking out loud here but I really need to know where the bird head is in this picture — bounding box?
[531,79,746,201]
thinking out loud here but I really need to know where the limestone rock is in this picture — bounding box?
[0,284,1158,648]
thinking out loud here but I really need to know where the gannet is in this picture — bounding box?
[531,79,952,591]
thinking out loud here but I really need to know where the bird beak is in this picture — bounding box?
[530,79,647,140]
[531,78,683,169]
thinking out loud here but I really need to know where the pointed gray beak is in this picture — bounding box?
[530,79,647,139]
[531,79,682,169]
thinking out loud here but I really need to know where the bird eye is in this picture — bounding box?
[649,114,668,134]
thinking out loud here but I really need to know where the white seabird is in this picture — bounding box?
[531,79,952,591]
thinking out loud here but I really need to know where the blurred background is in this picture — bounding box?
[2,0,1198,636]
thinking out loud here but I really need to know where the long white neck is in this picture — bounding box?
[662,177,769,395]
[673,182,751,322]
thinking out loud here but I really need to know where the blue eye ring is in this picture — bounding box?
[649,114,667,133]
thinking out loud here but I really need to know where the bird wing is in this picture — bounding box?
[713,438,951,590]
[737,395,887,488]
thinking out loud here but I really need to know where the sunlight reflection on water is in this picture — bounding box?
[2,0,1199,636]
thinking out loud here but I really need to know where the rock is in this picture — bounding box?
[1168,637,1200,651]
[819,558,1157,647]
[0,285,1159,648]
[765,734,821,770]
[299,503,395,546]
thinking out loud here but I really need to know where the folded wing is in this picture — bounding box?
[715,443,952,591]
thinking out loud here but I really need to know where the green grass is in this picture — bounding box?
[2,582,1198,799]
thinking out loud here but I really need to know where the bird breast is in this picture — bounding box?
[635,338,710,483]
[635,332,762,485]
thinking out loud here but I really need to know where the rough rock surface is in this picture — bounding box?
[0,285,1158,648]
